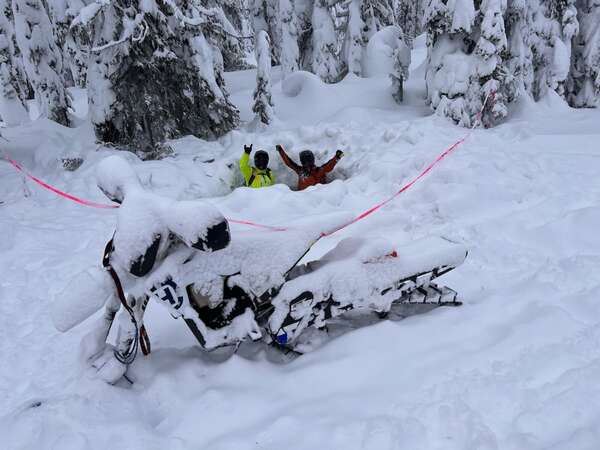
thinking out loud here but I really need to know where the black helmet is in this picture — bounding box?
[254,150,269,170]
[299,150,315,167]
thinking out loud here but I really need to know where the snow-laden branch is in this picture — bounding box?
[71,0,253,54]
[158,0,254,41]
[90,14,146,53]
[70,4,102,29]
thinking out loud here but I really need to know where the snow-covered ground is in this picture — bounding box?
[1,37,600,449]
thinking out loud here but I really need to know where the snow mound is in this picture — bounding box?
[539,89,572,111]
[281,71,324,98]
[95,154,141,202]
[364,26,410,78]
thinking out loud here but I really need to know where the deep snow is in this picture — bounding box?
[1,36,600,449]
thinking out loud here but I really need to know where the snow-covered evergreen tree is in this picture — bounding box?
[251,0,281,63]
[0,61,27,124]
[362,0,396,40]
[72,0,239,157]
[390,27,411,102]
[424,0,516,126]
[295,0,315,70]
[343,0,366,76]
[253,30,274,124]
[0,0,28,123]
[279,0,300,77]
[203,0,248,70]
[48,0,87,87]
[396,0,422,41]
[530,0,579,100]
[341,0,408,78]
[12,0,70,126]
[251,0,301,75]
[424,0,477,125]
[567,0,600,107]
[471,0,509,126]
[504,0,535,102]
[312,0,339,82]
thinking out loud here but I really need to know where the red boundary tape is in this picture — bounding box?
[0,135,473,234]
[1,91,493,237]
[1,137,465,235]
[226,218,287,232]
[319,136,467,237]
[4,156,119,209]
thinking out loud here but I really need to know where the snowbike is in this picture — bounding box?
[53,155,467,376]
[146,224,467,354]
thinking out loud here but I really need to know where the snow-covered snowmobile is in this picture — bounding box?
[147,227,467,354]
[52,156,467,382]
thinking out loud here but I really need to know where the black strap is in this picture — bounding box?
[103,239,151,360]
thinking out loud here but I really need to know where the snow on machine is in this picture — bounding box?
[51,156,467,382]
[151,229,467,354]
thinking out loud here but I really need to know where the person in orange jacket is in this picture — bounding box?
[276,144,343,191]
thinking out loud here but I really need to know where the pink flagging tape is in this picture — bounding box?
[1,135,473,232]
[2,154,288,229]
[319,91,495,237]
[3,155,119,209]
[226,218,287,232]
[1,91,494,235]
[320,136,467,237]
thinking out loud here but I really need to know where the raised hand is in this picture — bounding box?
[276,144,284,153]
[335,150,344,160]
[244,144,253,154]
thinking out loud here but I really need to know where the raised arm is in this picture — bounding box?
[276,144,301,173]
[239,145,253,184]
[320,150,344,174]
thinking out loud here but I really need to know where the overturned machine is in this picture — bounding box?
[52,155,467,382]
[149,228,467,353]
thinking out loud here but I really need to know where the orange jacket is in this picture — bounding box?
[278,147,339,191]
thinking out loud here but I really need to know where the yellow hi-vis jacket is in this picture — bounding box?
[239,152,275,188]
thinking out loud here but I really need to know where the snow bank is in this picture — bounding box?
[1,55,600,450]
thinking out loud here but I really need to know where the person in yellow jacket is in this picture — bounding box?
[240,144,275,188]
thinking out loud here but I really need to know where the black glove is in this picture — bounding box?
[244,144,252,154]
[276,144,284,153]
[335,150,344,160]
